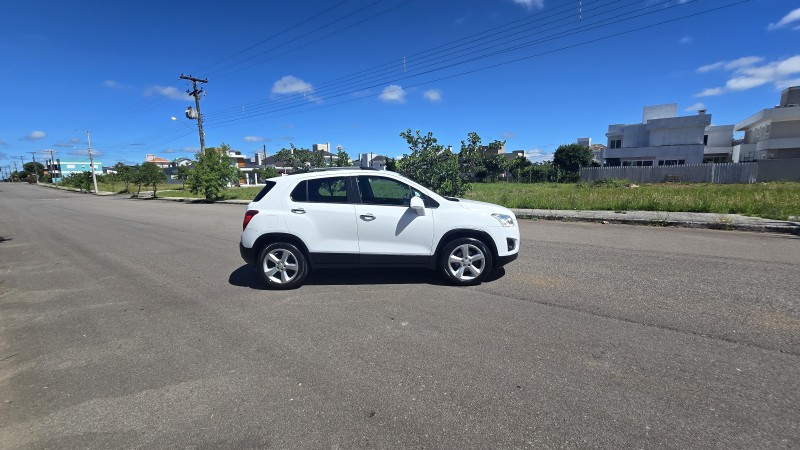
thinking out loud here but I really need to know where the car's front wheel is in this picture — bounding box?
[440,238,492,286]
[258,242,308,289]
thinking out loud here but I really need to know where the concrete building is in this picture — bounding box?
[52,160,103,183]
[735,86,800,161]
[602,104,735,166]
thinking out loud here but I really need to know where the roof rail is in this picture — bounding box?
[307,166,379,172]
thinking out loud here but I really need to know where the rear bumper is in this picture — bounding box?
[240,242,256,265]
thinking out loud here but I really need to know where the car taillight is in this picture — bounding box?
[243,210,259,230]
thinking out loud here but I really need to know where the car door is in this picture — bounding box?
[354,175,434,264]
[283,175,359,264]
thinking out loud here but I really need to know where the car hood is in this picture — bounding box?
[454,198,515,216]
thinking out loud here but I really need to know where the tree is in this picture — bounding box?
[130,164,145,196]
[138,162,166,198]
[273,144,326,172]
[552,144,593,182]
[395,129,469,197]
[187,143,238,201]
[508,155,532,182]
[113,162,134,192]
[23,162,44,178]
[335,148,351,167]
[458,133,506,182]
[176,165,191,189]
[256,166,280,180]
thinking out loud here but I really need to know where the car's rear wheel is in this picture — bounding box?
[258,242,308,289]
[440,238,492,286]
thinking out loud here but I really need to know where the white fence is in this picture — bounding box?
[580,163,758,184]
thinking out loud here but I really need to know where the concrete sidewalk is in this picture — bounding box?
[510,208,800,234]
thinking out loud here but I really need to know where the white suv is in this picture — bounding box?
[239,168,520,289]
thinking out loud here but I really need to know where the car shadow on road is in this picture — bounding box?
[228,264,506,290]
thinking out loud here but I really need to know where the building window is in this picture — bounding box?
[622,160,653,167]
[609,139,622,149]
[703,135,708,145]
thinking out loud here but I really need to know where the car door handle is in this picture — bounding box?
[291,208,306,214]
[360,213,376,221]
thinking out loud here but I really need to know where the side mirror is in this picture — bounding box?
[410,196,425,216]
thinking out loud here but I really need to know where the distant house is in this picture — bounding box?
[356,153,389,170]
[145,154,172,168]
[735,85,800,161]
[52,160,103,183]
[602,104,735,166]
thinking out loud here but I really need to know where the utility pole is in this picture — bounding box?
[180,74,208,152]
[13,161,19,181]
[28,151,40,183]
[81,130,99,194]
[19,156,26,180]
[44,149,56,182]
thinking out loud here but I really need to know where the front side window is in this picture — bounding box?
[357,176,413,206]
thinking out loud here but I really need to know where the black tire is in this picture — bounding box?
[258,242,308,289]
[440,238,493,286]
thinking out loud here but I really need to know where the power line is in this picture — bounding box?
[204,0,702,126]
[204,0,634,122]
[203,0,750,130]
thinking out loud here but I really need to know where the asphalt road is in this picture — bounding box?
[1,183,798,449]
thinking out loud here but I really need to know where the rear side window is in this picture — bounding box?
[290,176,348,203]
[252,181,277,202]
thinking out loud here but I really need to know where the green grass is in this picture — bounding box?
[462,181,800,221]
[158,186,262,200]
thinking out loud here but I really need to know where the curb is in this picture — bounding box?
[511,210,800,235]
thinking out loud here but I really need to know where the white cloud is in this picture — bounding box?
[144,85,191,101]
[501,131,516,140]
[695,87,724,97]
[694,55,800,96]
[243,136,268,142]
[767,7,800,31]
[271,75,320,102]
[697,56,764,73]
[69,148,103,157]
[379,85,406,103]
[525,149,552,163]
[423,89,442,102]
[53,138,82,147]
[272,75,310,93]
[0,140,9,147]
[511,0,544,9]
[678,36,691,45]
[776,77,800,90]
[22,130,46,141]
[684,102,705,112]
[104,80,130,89]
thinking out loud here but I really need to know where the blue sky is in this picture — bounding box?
[1,0,799,173]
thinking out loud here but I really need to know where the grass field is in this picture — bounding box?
[464,181,800,220]
[142,180,800,220]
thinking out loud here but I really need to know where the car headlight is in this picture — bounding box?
[492,213,515,227]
